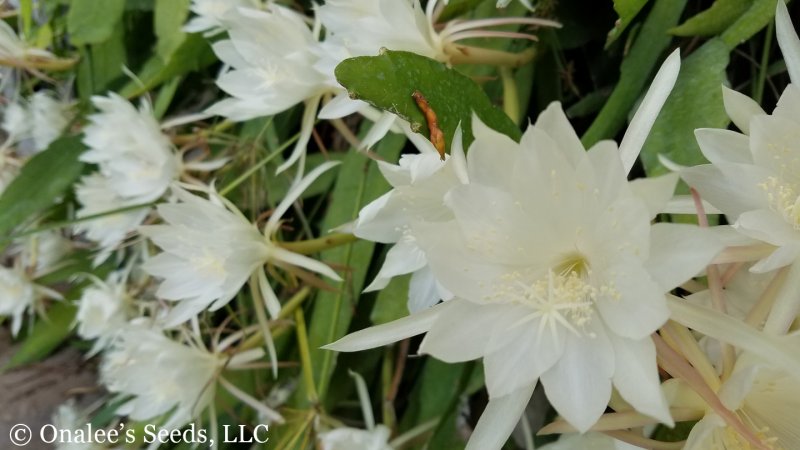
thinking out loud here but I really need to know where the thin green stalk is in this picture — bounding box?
[218,131,301,196]
[278,233,358,255]
[754,21,774,104]
[295,307,319,404]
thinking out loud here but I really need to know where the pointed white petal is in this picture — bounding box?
[266,160,340,232]
[276,95,321,175]
[465,384,536,450]
[645,223,724,291]
[609,335,673,426]
[271,246,342,281]
[323,303,444,352]
[721,86,765,134]
[364,241,426,292]
[618,49,681,175]
[695,128,753,165]
[628,173,678,219]
[776,0,800,85]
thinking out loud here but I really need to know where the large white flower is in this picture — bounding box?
[353,130,466,312]
[141,162,341,325]
[327,52,727,449]
[319,425,393,450]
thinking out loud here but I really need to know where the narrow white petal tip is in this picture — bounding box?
[776,0,800,85]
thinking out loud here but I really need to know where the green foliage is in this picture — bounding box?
[606,0,650,46]
[671,0,750,37]
[67,0,126,45]
[0,301,76,373]
[335,50,522,151]
[0,136,85,237]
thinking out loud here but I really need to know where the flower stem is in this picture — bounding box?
[295,307,319,404]
[445,45,536,67]
[278,233,358,255]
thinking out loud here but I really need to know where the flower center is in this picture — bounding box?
[500,253,608,337]
[759,176,800,230]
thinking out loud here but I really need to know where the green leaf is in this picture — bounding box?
[606,0,650,47]
[582,0,687,148]
[640,38,730,175]
[370,273,411,325]
[438,0,490,22]
[670,0,750,37]
[154,0,191,61]
[335,50,521,152]
[119,33,216,97]
[719,0,778,50]
[1,301,76,373]
[301,129,406,405]
[67,0,126,45]
[0,136,85,236]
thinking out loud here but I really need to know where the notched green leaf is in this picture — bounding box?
[334,50,521,152]
[606,0,650,47]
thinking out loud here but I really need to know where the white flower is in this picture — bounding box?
[101,325,278,429]
[0,266,36,335]
[141,162,341,325]
[75,272,130,354]
[2,92,71,153]
[184,0,258,35]
[353,130,466,312]
[319,425,393,450]
[681,3,800,274]
[326,53,726,449]
[17,229,71,276]
[100,326,223,429]
[665,353,800,450]
[74,173,151,264]
[74,94,178,261]
[81,94,177,203]
[539,433,643,450]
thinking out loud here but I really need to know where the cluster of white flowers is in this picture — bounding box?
[2,1,800,449]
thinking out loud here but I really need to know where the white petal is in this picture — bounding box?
[645,223,724,291]
[540,323,614,433]
[322,303,444,352]
[418,299,497,362]
[609,335,673,426]
[736,209,800,247]
[271,246,342,281]
[628,173,678,219]
[721,86,765,134]
[695,128,753,165]
[684,415,725,450]
[618,49,681,175]
[465,384,536,450]
[533,102,586,166]
[595,262,670,340]
[276,95,321,175]
[408,266,444,313]
[776,0,800,86]
[317,93,363,119]
[364,241,427,292]
[361,111,397,150]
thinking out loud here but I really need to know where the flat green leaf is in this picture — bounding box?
[302,128,406,405]
[640,38,730,175]
[154,0,190,61]
[0,136,85,236]
[606,0,650,47]
[370,273,410,325]
[335,50,521,152]
[719,0,777,50]
[670,0,750,37]
[582,0,687,148]
[67,0,126,45]
[1,301,76,373]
